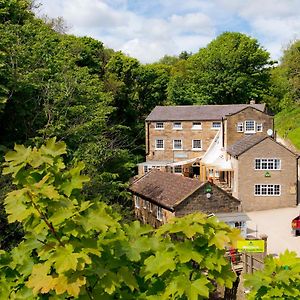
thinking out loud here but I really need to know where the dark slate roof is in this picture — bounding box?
[129,169,204,210]
[146,104,266,121]
[227,135,269,157]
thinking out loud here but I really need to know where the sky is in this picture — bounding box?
[36,0,300,63]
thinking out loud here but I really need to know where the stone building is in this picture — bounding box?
[135,102,299,212]
[227,135,298,211]
[139,102,272,177]
[129,169,249,236]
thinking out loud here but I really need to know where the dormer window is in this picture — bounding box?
[245,120,256,133]
[155,122,164,130]
[173,122,182,129]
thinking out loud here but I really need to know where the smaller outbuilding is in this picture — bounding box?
[129,169,249,236]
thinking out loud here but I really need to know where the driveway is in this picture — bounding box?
[246,206,300,256]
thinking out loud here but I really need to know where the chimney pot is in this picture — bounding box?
[250,100,256,105]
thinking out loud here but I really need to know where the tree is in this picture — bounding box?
[244,250,300,299]
[169,32,273,105]
[0,138,240,299]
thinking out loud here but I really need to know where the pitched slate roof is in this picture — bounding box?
[129,169,204,210]
[146,104,266,121]
[227,135,269,157]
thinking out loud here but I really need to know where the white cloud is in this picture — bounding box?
[37,0,300,62]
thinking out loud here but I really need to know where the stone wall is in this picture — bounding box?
[225,107,273,148]
[146,121,219,162]
[175,183,240,217]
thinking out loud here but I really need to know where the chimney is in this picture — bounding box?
[250,99,256,105]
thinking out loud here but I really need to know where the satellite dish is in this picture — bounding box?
[267,129,273,136]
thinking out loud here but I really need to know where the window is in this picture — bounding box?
[173,122,182,129]
[155,139,164,150]
[135,196,140,208]
[255,159,281,170]
[157,206,163,221]
[237,122,244,132]
[155,122,164,129]
[192,122,202,130]
[174,166,182,174]
[149,203,153,212]
[254,184,281,196]
[245,120,256,133]
[257,123,263,132]
[144,165,148,173]
[173,139,182,150]
[212,122,221,129]
[143,200,147,209]
[192,139,202,150]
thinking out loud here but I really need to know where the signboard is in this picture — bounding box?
[174,153,188,158]
[237,240,265,253]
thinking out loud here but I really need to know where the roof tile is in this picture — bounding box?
[129,170,204,210]
[146,104,266,121]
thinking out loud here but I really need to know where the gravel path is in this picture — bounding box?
[246,206,300,256]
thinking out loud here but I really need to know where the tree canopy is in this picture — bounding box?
[168,32,273,105]
[0,138,240,299]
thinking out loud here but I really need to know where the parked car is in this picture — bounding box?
[291,215,300,236]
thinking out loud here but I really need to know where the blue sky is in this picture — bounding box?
[36,0,300,63]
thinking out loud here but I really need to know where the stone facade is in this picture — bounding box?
[175,183,240,217]
[146,120,220,162]
[224,107,273,148]
[231,138,298,211]
[133,183,240,225]
[134,196,175,228]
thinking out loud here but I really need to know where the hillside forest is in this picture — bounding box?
[0,0,299,248]
[0,1,300,299]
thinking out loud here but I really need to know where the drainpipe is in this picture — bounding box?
[146,121,150,156]
[222,117,225,148]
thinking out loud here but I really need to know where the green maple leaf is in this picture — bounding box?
[4,189,36,223]
[117,267,138,291]
[51,245,82,273]
[40,137,67,158]
[187,277,210,300]
[61,162,90,197]
[143,251,176,279]
[208,230,230,249]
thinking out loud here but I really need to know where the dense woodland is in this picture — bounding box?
[0,0,300,248]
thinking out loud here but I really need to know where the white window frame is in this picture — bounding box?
[257,123,263,132]
[192,122,202,130]
[237,122,244,132]
[192,139,202,150]
[254,158,281,170]
[173,139,183,150]
[155,122,164,130]
[135,196,140,208]
[173,122,182,130]
[211,122,221,130]
[254,184,281,196]
[155,139,164,150]
[245,120,256,133]
[157,206,163,221]
[174,165,182,174]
